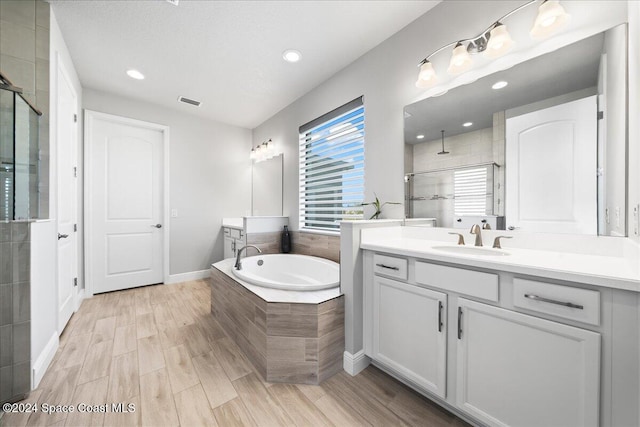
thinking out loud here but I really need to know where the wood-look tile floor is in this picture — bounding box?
[1,280,468,427]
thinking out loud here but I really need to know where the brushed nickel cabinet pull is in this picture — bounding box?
[524,294,584,310]
[375,264,399,271]
[438,301,443,332]
[457,307,463,339]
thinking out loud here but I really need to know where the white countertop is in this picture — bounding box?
[212,258,342,304]
[360,227,640,292]
[222,218,244,229]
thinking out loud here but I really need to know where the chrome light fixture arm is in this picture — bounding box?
[418,0,538,65]
[415,0,568,87]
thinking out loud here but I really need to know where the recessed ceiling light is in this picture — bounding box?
[282,50,302,63]
[463,122,473,127]
[492,81,508,90]
[416,134,425,139]
[126,69,145,80]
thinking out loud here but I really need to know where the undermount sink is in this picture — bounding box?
[431,245,510,256]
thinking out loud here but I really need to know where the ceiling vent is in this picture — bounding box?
[178,96,201,107]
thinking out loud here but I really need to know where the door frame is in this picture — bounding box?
[83,110,170,297]
[55,52,80,328]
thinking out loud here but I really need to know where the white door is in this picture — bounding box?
[372,276,447,398]
[456,299,600,427]
[505,96,597,234]
[56,60,78,332]
[85,111,166,294]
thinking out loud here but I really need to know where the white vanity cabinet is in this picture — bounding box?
[456,298,600,427]
[223,227,245,259]
[363,251,605,427]
[371,275,447,398]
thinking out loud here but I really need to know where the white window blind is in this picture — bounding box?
[454,167,488,216]
[299,97,365,232]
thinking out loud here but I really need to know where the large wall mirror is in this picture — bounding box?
[404,24,628,237]
[251,154,283,216]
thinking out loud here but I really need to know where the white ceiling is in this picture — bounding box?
[50,0,439,129]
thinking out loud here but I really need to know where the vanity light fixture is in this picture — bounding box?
[283,50,302,63]
[492,80,509,90]
[126,69,145,80]
[251,139,279,163]
[530,0,571,39]
[484,23,515,59]
[447,42,473,75]
[415,0,570,88]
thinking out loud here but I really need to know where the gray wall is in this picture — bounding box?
[252,1,631,229]
[251,0,633,360]
[83,89,252,275]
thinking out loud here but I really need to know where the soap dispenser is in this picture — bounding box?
[281,225,291,253]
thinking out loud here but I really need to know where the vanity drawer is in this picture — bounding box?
[223,227,231,236]
[373,254,408,280]
[415,262,498,302]
[513,278,600,326]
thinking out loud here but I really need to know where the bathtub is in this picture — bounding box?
[210,255,345,384]
[231,253,339,291]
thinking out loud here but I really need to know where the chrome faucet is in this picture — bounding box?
[469,224,483,247]
[235,245,262,270]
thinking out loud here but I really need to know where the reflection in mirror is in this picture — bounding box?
[251,154,283,216]
[404,24,627,237]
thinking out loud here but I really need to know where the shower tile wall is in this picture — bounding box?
[410,112,506,227]
[0,0,50,218]
[0,221,31,404]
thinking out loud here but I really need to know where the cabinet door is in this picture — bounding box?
[456,299,600,427]
[223,236,235,259]
[372,276,447,398]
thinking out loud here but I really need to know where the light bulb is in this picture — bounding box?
[447,43,473,75]
[250,148,256,160]
[530,1,570,40]
[415,60,438,88]
[485,23,514,59]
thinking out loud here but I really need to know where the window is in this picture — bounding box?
[453,166,490,216]
[299,97,365,232]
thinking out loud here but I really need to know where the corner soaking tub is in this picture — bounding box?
[210,255,344,384]
[231,254,339,291]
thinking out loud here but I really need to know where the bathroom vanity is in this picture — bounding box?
[221,216,288,259]
[360,226,639,427]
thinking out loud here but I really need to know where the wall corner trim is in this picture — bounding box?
[166,269,210,284]
[32,332,59,389]
[343,350,370,376]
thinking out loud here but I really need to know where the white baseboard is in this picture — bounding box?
[166,269,210,284]
[343,350,370,376]
[32,332,59,389]
[75,288,86,310]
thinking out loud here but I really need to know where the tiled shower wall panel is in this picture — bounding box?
[0,0,51,218]
[0,221,31,403]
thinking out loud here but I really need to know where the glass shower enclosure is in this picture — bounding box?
[0,71,41,220]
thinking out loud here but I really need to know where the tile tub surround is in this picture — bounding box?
[210,267,344,385]
[246,230,340,262]
[0,221,31,404]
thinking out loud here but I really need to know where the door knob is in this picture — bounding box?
[151,224,162,228]
[58,233,69,240]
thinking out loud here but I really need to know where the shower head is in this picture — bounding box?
[437,130,449,155]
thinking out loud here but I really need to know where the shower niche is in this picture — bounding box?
[0,72,41,221]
